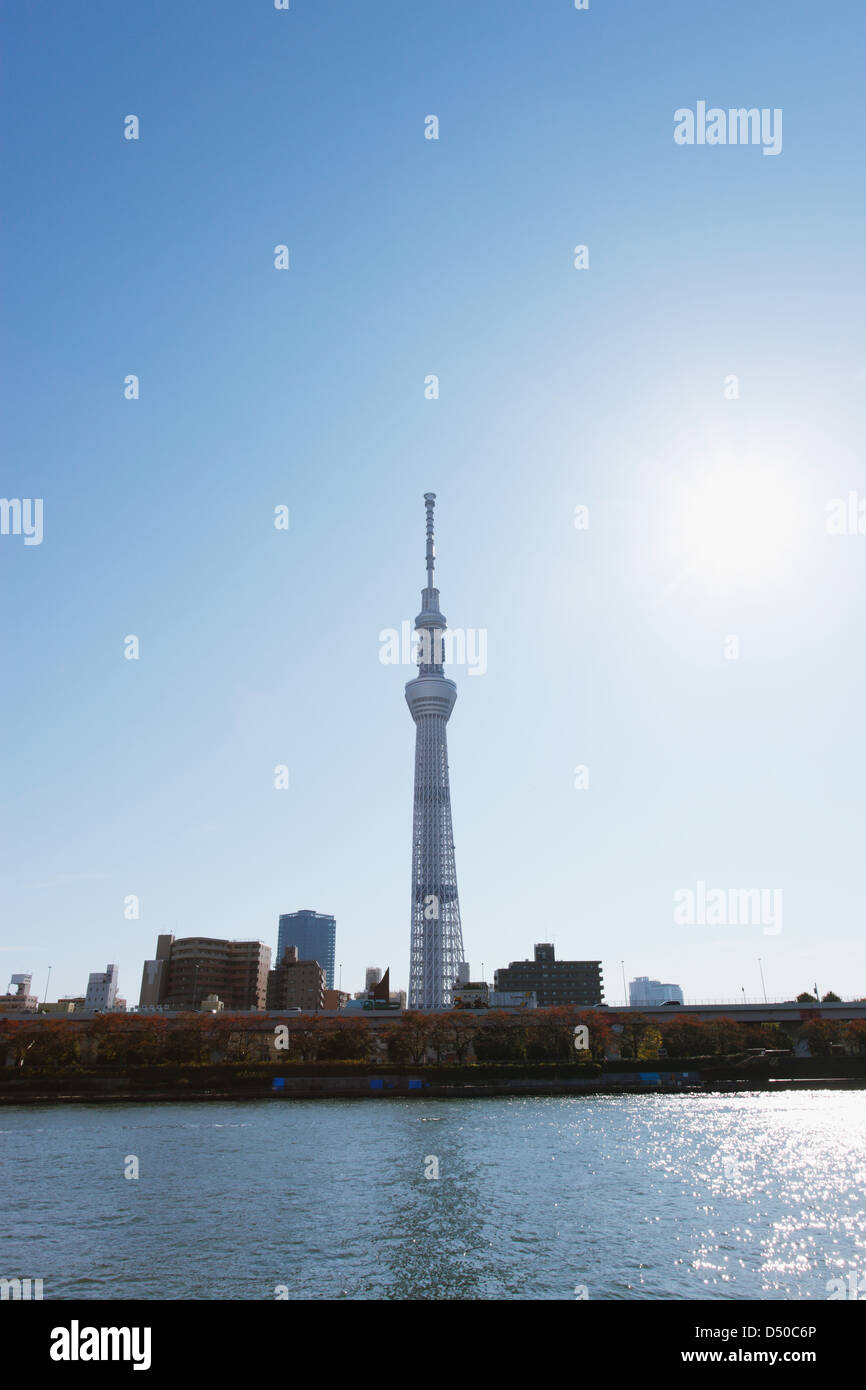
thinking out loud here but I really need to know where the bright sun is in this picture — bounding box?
[665,459,811,594]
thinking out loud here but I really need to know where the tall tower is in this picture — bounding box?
[406,493,465,1008]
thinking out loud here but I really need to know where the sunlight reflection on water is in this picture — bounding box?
[2,1091,864,1300]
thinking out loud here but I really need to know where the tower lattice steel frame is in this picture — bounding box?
[406,493,465,1009]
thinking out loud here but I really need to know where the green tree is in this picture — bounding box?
[474,1012,526,1061]
[616,1013,655,1060]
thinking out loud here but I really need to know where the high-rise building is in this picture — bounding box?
[629,976,684,1007]
[138,935,271,1011]
[494,944,604,1008]
[85,964,119,1011]
[406,494,466,1009]
[276,911,336,990]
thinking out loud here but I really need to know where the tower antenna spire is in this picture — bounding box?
[424,491,436,590]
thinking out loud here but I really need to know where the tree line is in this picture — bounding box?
[2,1007,865,1069]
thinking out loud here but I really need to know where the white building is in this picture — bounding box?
[629,976,684,1007]
[85,964,119,1011]
[0,974,38,1013]
[489,990,537,1010]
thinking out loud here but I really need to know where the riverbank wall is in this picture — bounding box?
[3,1057,865,1104]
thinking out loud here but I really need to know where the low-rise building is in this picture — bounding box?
[266,947,325,1012]
[323,989,351,1010]
[0,975,38,1014]
[453,981,489,1009]
[85,964,119,1012]
[494,944,603,1008]
[489,990,537,1010]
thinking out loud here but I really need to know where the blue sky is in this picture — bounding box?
[2,0,865,1007]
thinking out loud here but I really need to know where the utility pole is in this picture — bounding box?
[758,957,767,1005]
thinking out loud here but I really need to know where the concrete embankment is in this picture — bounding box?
[2,1058,864,1104]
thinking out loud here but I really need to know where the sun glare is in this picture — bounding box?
[665,459,812,594]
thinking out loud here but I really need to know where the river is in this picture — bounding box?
[3,1091,864,1300]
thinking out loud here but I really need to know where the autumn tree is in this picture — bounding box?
[0,1020,30,1066]
[161,1013,211,1064]
[659,1014,709,1058]
[523,1007,609,1062]
[439,1011,478,1063]
[707,1017,744,1057]
[574,1009,613,1061]
[616,1013,656,1060]
[288,1015,328,1061]
[427,1015,454,1063]
[474,1012,527,1061]
[799,1019,844,1057]
[525,1008,582,1061]
[383,1012,432,1064]
[2,1019,79,1068]
[317,1020,371,1061]
[131,1014,170,1064]
[90,1014,133,1065]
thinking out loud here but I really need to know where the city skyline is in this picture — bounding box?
[3,1,866,1010]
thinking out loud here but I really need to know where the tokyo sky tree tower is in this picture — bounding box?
[406,493,465,1009]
